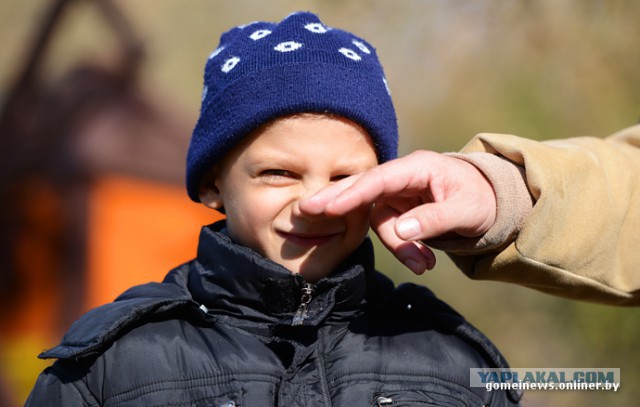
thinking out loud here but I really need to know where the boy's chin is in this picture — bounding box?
[283,258,339,283]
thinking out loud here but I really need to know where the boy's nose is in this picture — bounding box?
[294,178,332,218]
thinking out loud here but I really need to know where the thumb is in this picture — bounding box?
[394,202,463,241]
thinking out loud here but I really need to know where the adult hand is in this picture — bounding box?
[300,151,497,274]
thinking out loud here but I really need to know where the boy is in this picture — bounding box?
[27,12,520,406]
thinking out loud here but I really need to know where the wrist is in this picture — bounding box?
[436,152,533,254]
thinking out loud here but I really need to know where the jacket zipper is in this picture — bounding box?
[292,282,314,326]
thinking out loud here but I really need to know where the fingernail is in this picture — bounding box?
[397,218,421,240]
[305,194,321,203]
[405,259,424,275]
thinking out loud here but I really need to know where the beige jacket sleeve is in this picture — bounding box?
[447,124,640,306]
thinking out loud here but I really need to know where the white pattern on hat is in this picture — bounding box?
[338,48,361,61]
[304,22,327,34]
[237,21,259,29]
[352,40,371,54]
[221,56,240,73]
[201,85,208,101]
[383,76,391,96]
[250,29,272,40]
[209,46,224,60]
[274,41,303,52]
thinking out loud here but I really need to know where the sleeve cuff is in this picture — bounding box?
[428,152,533,254]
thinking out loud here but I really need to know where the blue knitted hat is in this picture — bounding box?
[186,11,398,201]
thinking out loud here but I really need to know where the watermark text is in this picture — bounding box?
[470,368,620,392]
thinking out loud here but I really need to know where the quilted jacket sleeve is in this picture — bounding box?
[447,124,640,306]
[26,360,101,406]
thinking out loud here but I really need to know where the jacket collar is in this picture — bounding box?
[40,221,386,360]
[190,221,377,327]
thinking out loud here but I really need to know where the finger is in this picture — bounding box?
[303,151,439,217]
[397,242,436,274]
[325,159,430,216]
[299,173,362,215]
[372,204,436,273]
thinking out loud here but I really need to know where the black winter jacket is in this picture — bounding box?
[27,223,521,406]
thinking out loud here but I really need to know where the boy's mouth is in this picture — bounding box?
[277,230,340,247]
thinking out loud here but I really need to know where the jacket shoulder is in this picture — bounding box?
[391,283,510,367]
[40,264,196,360]
[388,282,523,403]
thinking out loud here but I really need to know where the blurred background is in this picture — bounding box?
[1,0,639,406]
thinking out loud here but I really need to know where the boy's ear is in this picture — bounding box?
[198,167,224,209]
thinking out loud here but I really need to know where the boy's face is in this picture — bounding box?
[200,114,378,282]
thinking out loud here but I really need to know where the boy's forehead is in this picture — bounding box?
[228,115,376,163]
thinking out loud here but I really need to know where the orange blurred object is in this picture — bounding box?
[86,175,221,310]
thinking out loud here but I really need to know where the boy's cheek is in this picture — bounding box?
[347,208,374,242]
[357,205,374,229]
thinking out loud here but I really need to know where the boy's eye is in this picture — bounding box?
[261,169,293,177]
[259,169,298,183]
[330,174,351,182]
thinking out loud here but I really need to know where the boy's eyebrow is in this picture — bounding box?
[243,148,294,164]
